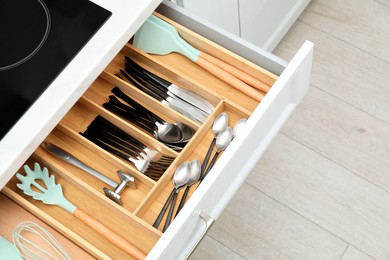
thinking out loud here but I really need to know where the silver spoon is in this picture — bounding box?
[161,123,195,151]
[201,112,229,175]
[174,159,201,217]
[155,119,197,145]
[163,160,195,232]
[155,122,183,143]
[201,126,233,181]
[233,118,247,138]
[153,162,191,229]
[174,122,195,143]
[108,88,194,145]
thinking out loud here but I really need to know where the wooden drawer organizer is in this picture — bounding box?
[2,13,278,259]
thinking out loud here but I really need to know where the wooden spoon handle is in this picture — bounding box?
[196,57,264,102]
[199,52,270,93]
[73,208,146,260]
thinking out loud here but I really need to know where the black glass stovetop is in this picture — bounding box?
[0,0,111,139]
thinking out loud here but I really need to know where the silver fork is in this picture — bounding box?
[81,117,175,180]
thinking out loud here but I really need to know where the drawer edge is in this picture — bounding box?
[148,41,313,259]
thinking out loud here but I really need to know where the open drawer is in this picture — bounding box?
[0,1,313,259]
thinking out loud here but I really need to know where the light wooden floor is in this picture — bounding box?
[191,0,390,259]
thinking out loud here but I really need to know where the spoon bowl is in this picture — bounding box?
[153,161,190,229]
[172,161,191,189]
[163,161,192,231]
[201,127,233,181]
[215,127,233,152]
[108,87,195,147]
[174,122,195,142]
[189,160,201,185]
[212,112,229,135]
[201,112,229,174]
[175,159,201,217]
[232,118,247,138]
[156,122,183,144]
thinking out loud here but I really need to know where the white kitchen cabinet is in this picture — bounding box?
[0,1,312,259]
[176,0,311,51]
[175,0,240,35]
[239,0,311,51]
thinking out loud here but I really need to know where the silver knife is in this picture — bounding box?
[163,97,207,123]
[167,84,214,114]
[142,70,214,114]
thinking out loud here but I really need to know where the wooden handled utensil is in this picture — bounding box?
[16,163,146,260]
[148,14,270,93]
[133,15,268,101]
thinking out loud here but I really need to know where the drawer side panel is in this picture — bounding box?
[157,1,287,75]
[148,41,313,259]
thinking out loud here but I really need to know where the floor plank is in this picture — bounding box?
[375,0,390,8]
[300,0,390,63]
[273,20,390,124]
[281,86,390,193]
[190,236,245,260]
[202,183,347,259]
[341,246,375,260]
[248,133,390,259]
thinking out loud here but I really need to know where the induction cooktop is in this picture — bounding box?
[0,0,111,139]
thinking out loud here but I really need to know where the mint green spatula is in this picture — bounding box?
[133,15,268,101]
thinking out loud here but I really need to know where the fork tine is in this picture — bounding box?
[82,116,177,181]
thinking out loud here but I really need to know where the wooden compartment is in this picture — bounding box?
[2,11,279,259]
[135,100,251,228]
[4,158,160,259]
[83,77,200,140]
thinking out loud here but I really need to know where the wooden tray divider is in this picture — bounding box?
[58,98,178,188]
[38,126,153,205]
[62,97,177,158]
[86,75,200,131]
[56,124,155,188]
[81,97,177,156]
[133,100,225,219]
[104,43,221,106]
[30,151,147,219]
[129,43,262,111]
[135,100,253,227]
[223,99,253,122]
[58,122,169,187]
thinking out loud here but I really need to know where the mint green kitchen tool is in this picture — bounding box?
[0,236,22,260]
[134,14,199,62]
[12,221,71,260]
[16,163,76,213]
[133,14,270,101]
[16,163,146,259]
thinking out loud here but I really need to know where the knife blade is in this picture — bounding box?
[125,56,214,114]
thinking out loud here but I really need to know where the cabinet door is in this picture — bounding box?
[239,0,310,51]
[178,0,240,35]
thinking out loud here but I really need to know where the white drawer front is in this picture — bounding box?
[146,14,313,257]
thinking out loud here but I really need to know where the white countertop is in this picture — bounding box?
[0,0,162,189]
